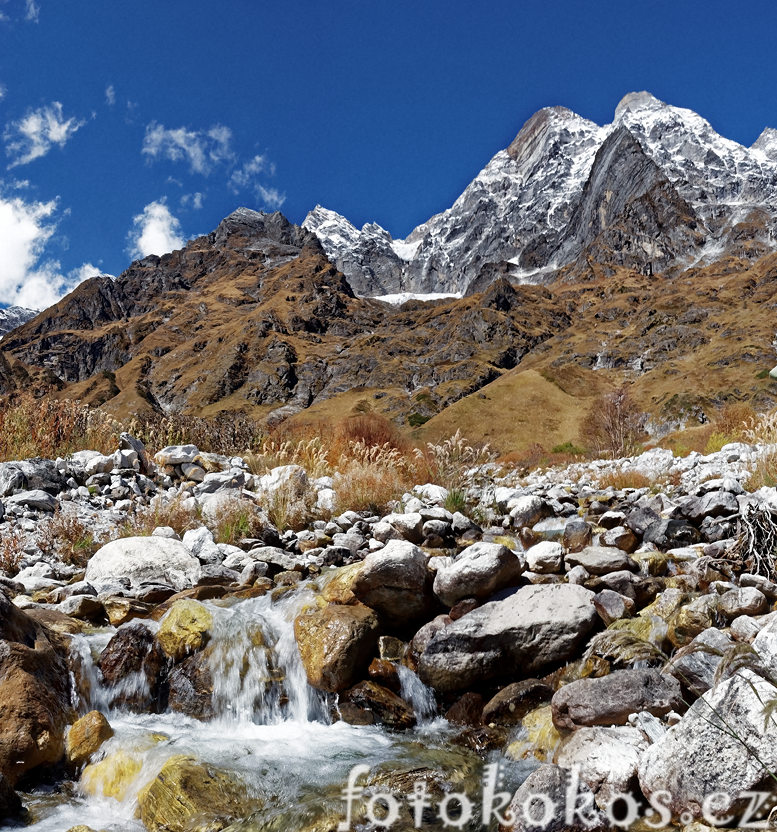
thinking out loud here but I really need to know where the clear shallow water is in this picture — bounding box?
[18,584,505,832]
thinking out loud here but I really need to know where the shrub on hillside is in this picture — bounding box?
[580,386,647,459]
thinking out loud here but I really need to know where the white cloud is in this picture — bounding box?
[4,101,85,168]
[24,0,39,21]
[256,184,286,210]
[142,121,234,175]
[105,85,115,107]
[228,153,285,209]
[181,191,204,210]
[0,188,93,309]
[228,154,270,192]
[127,200,184,260]
[0,84,6,101]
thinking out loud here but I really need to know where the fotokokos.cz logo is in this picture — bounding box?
[337,763,775,829]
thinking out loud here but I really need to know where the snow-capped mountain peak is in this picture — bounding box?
[0,306,37,340]
[307,92,777,296]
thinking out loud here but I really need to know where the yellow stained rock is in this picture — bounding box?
[137,755,263,832]
[506,705,562,762]
[156,600,213,662]
[321,562,364,605]
[66,711,114,768]
[81,750,143,801]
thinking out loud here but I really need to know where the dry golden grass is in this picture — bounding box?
[0,393,120,461]
[120,495,202,538]
[36,511,100,568]
[596,470,653,491]
[0,529,25,576]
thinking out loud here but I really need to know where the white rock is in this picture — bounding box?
[638,669,777,821]
[155,444,199,466]
[413,484,449,505]
[85,537,201,592]
[525,540,564,574]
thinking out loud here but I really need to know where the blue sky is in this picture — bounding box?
[2,0,777,308]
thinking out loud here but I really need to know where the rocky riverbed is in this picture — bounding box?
[2,435,777,830]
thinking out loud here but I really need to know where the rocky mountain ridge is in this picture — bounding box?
[304,92,777,295]
[0,306,37,339]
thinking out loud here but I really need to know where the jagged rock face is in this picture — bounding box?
[306,92,777,295]
[0,210,567,420]
[548,127,705,275]
[0,306,37,339]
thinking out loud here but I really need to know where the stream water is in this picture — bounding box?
[17,585,535,831]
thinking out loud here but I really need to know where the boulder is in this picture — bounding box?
[510,496,546,529]
[551,669,683,731]
[593,589,634,625]
[156,600,213,662]
[137,755,264,832]
[65,711,114,768]
[380,512,424,543]
[562,519,592,552]
[5,489,58,512]
[418,584,599,692]
[294,604,379,693]
[565,545,632,575]
[664,627,735,697]
[600,526,638,553]
[154,445,199,466]
[643,519,702,549]
[433,542,525,607]
[501,764,609,832]
[718,587,768,620]
[99,623,170,711]
[0,773,23,822]
[0,591,72,785]
[638,670,777,821]
[352,540,433,626]
[85,537,201,592]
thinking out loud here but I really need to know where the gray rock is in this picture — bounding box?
[551,669,682,730]
[5,489,58,512]
[353,540,432,626]
[380,512,424,544]
[562,519,592,552]
[638,669,777,821]
[555,726,649,808]
[718,587,768,620]
[593,589,634,625]
[418,583,599,692]
[680,490,739,524]
[509,495,546,529]
[154,445,199,466]
[565,545,632,575]
[433,542,525,606]
[664,626,735,697]
[600,526,638,553]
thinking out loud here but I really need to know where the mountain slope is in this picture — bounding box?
[305,92,777,296]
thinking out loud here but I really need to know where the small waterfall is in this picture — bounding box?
[396,664,437,724]
[207,588,330,725]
